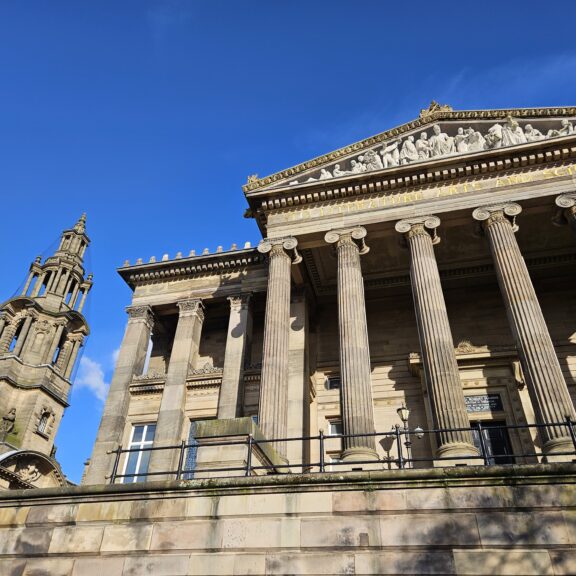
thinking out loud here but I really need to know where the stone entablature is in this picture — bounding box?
[118,247,265,288]
[243,104,576,193]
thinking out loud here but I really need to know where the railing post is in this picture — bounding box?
[565,416,576,453]
[245,434,253,477]
[395,425,404,469]
[476,422,490,466]
[176,440,186,480]
[109,445,122,484]
[319,430,325,473]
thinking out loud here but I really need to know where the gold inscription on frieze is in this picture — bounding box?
[275,164,576,223]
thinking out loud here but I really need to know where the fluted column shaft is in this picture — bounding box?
[149,299,204,476]
[218,294,252,419]
[474,203,576,454]
[258,237,300,461]
[326,227,377,461]
[84,306,154,484]
[396,217,477,458]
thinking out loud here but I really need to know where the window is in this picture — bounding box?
[122,423,156,483]
[182,421,198,480]
[37,411,51,435]
[471,420,514,465]
[250,414,259,425]
[327,419,343,436]
[326,376,341,390]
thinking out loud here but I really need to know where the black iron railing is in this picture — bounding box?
[107,417,576,484]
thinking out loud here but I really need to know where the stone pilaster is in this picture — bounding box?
[149,299,205,477]
[12,315,33,357]
[64,334,84,379]
[554,193,576,232]
[395,216,477,460]
[257,237,301,461]
[83,305,154,485]
[218,294,252,420]
[325,227,377,462]
[473,203,576,455]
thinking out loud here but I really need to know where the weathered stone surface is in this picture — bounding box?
[452,549,554,575]
[48,526,104,554]
[266,552,355,575]
[354,551,455,575]
[123,554,191,576]
[71,557,125,576]
[0,527,52,555]
[301,516,381,548]
[22,557,74,576]
[100,523,153,552]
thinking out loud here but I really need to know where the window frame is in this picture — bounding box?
[121,422,156,483]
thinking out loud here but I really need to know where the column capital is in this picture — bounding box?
[177,298,204,320]
[258,237,302,264]
[554,193,576,226]
[395,216,441,244]
[472,202,522,233]
[227,293,252,312]
[324,226,369,255]
[126,305,154,329]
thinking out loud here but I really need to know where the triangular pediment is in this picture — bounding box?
[243,103,576,194]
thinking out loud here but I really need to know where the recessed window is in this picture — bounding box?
[122,423,156,483]
[326,376,341,390]
[37,411,51,435]
[327,419,343,436]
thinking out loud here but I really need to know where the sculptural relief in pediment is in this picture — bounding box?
[268,116,575,189]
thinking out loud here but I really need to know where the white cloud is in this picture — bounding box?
[112,347,120,366]
[76,356,109,402]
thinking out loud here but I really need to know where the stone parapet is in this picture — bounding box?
[0,464,574,575]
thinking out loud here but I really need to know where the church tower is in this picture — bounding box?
[0,215,92,488]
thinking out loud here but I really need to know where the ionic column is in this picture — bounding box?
[325,227,378,462]
[218,294,252,419]
[395,217,477,459]
[473,203,576,455]
[13,315,34,356]
[149,299,204,477]
[83,305,154,485]
[555,193,576,232]
[257,237,301,461]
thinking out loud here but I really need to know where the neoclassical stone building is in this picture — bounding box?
[0,215,91,489]
[2,104,576,575]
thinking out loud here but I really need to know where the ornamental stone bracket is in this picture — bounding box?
[258,237,302,264]
[472,202,522,236]
[324,226,370,255]
[395,215,441,247]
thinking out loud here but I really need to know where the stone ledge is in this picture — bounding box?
[0,463,574,504]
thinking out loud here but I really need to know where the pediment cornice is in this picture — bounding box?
[243,105,576,196]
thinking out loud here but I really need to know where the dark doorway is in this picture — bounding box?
[471,420,514,465]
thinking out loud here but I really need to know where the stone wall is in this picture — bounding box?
[0,464,574,575]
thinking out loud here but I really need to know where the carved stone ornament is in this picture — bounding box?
[553,193,576,227]
[395,216,441,244]
[0,408,16,438]
[17,463,41,483]
[472,202,522,233]
[419,100,453,118]
[177,299,204,317]
[228,293,252,311]
[33,319,53,334]
[189,362,223,375]
[126,305,154,326]
[324,226,370,255]
[258,237,302,264]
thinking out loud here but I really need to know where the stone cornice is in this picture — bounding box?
[253,138,576,217]
[243,106,576,194]
[118,248,265,288]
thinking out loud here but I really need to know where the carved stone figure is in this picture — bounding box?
[400,135,419,164]
[501,117,527,147]
[524,124,544,142]
[466,127,486,152]
[364,149,384,171]
[415,132,431,160]
[485,123,503,149]
[319,168,333,180]
[379,141,400,168]
[429,125,455,157]
[0,408,16,439]
[350,159,366,174]
[333,164,351,177]
[548,119,574,137]
[454,127,468,153]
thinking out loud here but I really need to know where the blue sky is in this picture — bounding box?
[1,1,576,483]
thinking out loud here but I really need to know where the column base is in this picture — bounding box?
[341,447,380,470]
[542,436,576,463]
[434,442,480,467]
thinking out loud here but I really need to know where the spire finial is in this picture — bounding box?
[74,213,87,233]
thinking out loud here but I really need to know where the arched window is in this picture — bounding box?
[37,411,51,435]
